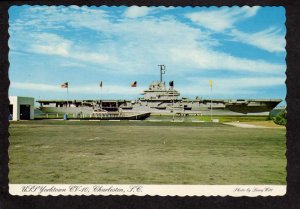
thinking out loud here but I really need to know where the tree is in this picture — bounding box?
[272,109,286,126]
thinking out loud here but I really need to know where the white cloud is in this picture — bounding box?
[179,76,285,97]
[9,6,284,77]
[31,44,69,57]
[230,27,286,53]
[27,32,113,65]
[185,6,260,32]
[124,6,152,18]
[169,47,284,73]
[60,61,86,68]
[71,52,111,64]
[9,6,110,33]
[11,82,60,92]
[185,7,286,53]
[28,33,71,56]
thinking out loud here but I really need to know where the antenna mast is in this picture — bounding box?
[158,64,166,82]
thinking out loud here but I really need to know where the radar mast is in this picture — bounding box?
[158,64,166,82]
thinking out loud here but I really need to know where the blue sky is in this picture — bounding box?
[8,6,286,104]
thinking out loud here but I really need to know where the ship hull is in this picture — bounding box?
[225,101,281,114]
[38,99,281,116]
[120,99,281,115]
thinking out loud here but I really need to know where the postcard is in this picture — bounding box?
[7,5,286,197]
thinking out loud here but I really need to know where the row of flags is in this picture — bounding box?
[61,81,175,88]
[61,81,139,88]
[61,80,213,89]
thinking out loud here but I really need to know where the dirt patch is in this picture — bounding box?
[224,121,285,129]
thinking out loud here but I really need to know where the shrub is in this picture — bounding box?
[272,109,286,126]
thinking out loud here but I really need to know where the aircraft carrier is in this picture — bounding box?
[37,65,282,116]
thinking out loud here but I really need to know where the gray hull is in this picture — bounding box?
[39,104,271,116]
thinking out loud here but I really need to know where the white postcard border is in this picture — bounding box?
[9,184,286,197]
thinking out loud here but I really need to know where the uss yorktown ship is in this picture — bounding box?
[37,65,282,116]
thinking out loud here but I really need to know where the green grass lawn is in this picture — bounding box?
[8,120,286,184]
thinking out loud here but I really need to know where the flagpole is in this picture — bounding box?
[67,86,69,108]
[98,81,103,110]
[99,82,102,100]
[210,81,212,122]
[173,86,175,121]
[169,81,174,121]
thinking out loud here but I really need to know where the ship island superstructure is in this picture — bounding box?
[37,65,282,116]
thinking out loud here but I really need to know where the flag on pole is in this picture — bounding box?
[131,81,137,87]
[61,82,68,88]
[169,81,174,87]
[209,80,213,90]
[100,81,103,88]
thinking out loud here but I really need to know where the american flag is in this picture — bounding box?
[131,81,137,87]
[61,82,68,88]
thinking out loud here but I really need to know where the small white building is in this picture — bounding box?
[9,96,35,121]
